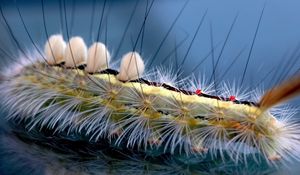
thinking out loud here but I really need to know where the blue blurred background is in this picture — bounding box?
[0,0,299,174]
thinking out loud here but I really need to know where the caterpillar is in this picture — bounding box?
[0,0,300,175]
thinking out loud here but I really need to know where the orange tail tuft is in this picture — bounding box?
[259,74,300,109]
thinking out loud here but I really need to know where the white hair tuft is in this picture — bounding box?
[117,52,145,81]
[85,42,111,73]
[64,37,87,68]
[44,34,66,65]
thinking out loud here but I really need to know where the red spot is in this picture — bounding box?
[229,95,236,101]
[195,89,202,95]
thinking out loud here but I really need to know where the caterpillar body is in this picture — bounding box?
[1,32,300,175]
[0,0,300,175]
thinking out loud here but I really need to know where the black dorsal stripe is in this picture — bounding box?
[55,65,258,107]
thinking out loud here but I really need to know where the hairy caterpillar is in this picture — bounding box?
[0,0,300,175]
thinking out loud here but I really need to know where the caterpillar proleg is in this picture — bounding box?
[0,0,300,174]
